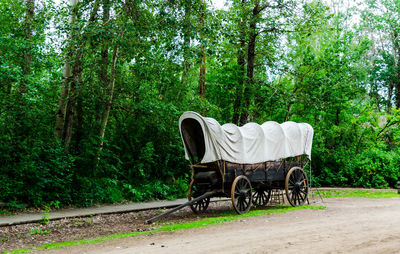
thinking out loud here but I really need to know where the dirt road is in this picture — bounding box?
[44,198,400,254]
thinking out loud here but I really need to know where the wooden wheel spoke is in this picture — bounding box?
[188,181,210,214]
[296,192,301,204]
[296,192,301,205]
[253,189,269,206]
[200,200,206,210]
[232,176,252,214]
[261,193,266,203]
[286,167,308,207]
[291,192,296,204]
[298,193,305,202]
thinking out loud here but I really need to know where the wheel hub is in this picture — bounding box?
[294,182,302,192]
[240,189,249,197]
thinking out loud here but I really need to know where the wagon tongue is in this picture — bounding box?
[145,190,217,224]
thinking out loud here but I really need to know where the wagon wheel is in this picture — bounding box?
[231,176,252,214]
[188,179,210,214]
[285,167,308,207]
[252,189,272,207]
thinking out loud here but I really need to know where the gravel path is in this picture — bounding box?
[41,197,400,254]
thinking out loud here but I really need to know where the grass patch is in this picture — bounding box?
[0,210,12,216]
[155,205,324,232]
[7,205,325,254]
[311,189,399,199]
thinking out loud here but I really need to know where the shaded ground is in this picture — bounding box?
[43,198,400,254]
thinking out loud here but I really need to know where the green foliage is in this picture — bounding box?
[123,176,188,202]
[0,0,399,209]
[29,227,52,236]
[41,201,60,225]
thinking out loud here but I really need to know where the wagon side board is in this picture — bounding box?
[222,160,303,194]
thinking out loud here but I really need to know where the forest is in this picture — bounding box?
[0,0,399,208]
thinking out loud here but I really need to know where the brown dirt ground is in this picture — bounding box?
[45,198,400,254]
[3,197,400,253]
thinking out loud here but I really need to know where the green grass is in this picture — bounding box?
[6,205,325,254]
[311,189,399,199]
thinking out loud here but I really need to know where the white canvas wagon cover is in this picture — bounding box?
[179,111,313,164]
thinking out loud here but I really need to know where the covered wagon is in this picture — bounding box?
[146,111,314,223]
[179,111,313,214]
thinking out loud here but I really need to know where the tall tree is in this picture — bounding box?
[182,0,192,87]
[363,0,400,109]
[98,0,123,157]
[55,0,79,141]
[232,0,246,125]
[227,0,294,125]
[198,0,207,116]
[20,0,34,94]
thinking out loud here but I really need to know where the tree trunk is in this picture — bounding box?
[198,0,206,115]
[335,108,340,126]
[392,30,400,109]
[13,0,35,143]
[74,95,83,152]
[232,0,246,125]
[395,83,400,109]
[55,0,79,140]
[98,45,119,153]
[63,51,82,147]
[199,44,206,99]
[55,62,72,140]
[97,0,112,153]
[240,2,258,125]
[387,81,393,113]
[284,102,294,122]
[182,0,191,87]
[395,43,400,109]
[20,0,34,94]
[74,0,99,149]
[99,0,110,87]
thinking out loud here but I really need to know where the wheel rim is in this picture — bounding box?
[252,189,271,206]
[285,167,308,206]
[188,180,210,213]
[231,176,252,214]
